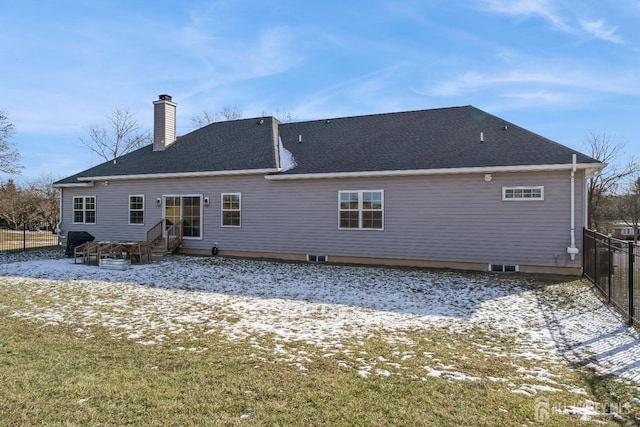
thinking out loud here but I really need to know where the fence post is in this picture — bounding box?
[629,241,635,326]
[22,223,27,252]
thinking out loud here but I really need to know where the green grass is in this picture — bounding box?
[2,270,640,425]
[1,318,637,426]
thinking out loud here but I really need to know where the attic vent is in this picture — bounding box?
[488,263,519,273]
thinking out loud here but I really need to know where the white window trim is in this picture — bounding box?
[162,194,204,240]
[338,190,384,230]
[221,193,242,228]
[128,195,145,226]
[502,186,544,201]
[72,196,96,224]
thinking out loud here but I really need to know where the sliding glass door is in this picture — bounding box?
[163,195,202,238]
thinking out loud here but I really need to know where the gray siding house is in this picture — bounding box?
[54,95,602,274]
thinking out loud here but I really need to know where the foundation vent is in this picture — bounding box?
[488,264,519,273]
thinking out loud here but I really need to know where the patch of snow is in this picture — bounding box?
[424,365,479,382]
[278,136,297,172]
[511,385,537,396]
[358,370,371,378]
[375,369,391,377]
[556,402,605,422]
[3,252,640,393]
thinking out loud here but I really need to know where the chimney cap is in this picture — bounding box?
[158,94,172,101]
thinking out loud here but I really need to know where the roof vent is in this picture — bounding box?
[258,119,264,125]
[502,125,508,131]
[480,132,484,143]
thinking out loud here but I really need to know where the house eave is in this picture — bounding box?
[52,181,95,188]
[69,168,280,184]
[264,162,604,180]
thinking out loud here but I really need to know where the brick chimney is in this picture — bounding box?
[153,94,177,151]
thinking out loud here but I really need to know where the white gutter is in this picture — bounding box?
[264,162,603,180]
[52,181,94,189]
[567,154,579,260]
[57,168,280,186]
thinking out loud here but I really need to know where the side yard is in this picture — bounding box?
[0,227,60,252]
[1,249,640,425]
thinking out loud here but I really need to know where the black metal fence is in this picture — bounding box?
[583,228,640,326]
[0,224,61,253]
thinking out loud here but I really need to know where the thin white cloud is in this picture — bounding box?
[480,0,571,32]
[581,20,622,44]
[421,64,640,104]
[174,10,303,102]
[425,70,577,97]
[480,0,623,44]
[498,90,573,106]
[290,65,415,120]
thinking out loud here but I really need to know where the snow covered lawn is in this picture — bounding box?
[2,249,640,423]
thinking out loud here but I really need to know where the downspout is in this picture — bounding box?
[55,188,63,237]
[567,153,579,260]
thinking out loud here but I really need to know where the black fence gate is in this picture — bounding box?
[0,224,60,253]
[583,228,640,327]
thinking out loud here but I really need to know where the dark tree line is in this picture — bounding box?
[0,175,60,230]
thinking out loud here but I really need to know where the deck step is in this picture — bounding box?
[148,238,181,255]
[150,238,167,254]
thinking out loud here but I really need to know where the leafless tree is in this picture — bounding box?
[27,173,61,230]
[0,179,36,229]
[614,178,640,243]
[585,131,639,230]
[190,106,294,130]
[261,108,294,123]
[0,110,23,175]
[190,105,243,129]
[0,175,61,230]
[80,108,151,162]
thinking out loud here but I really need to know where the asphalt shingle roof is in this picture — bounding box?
[278,106,599,175]
[56,117,279,184]
[55,105,600,185]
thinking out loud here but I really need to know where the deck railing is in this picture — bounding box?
[146,220,164,246]
[165,221,183,253]
[145,220,183,253]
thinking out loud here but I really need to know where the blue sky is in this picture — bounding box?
[2,0,640,183]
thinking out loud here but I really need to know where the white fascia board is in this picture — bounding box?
[52,181,95,188]
[264,162,604,180]
[75,168,280,183]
